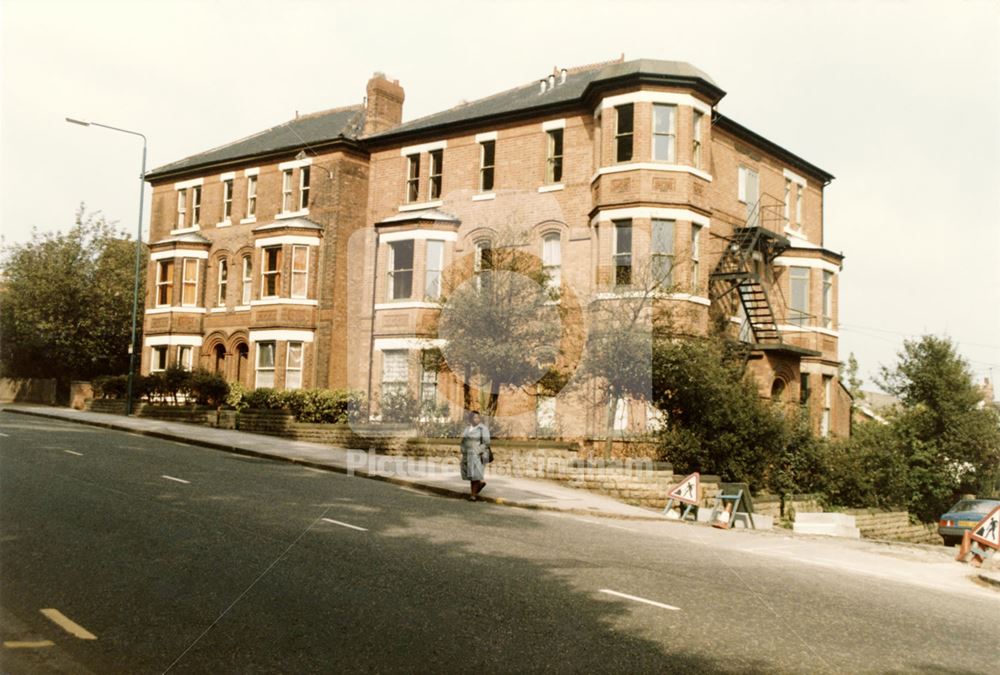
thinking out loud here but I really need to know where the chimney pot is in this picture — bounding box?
[547,74,555,89]
[539,79,546,94]
[560,68,567,84]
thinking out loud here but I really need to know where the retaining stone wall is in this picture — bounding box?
[845,509,940,544]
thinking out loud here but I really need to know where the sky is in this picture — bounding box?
[2,0,998,397]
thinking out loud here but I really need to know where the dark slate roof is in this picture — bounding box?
[377,208,461,226]
[146,105,365,180]
[150,231,212,246]
[369,59,723,142]
[713,113,835,183]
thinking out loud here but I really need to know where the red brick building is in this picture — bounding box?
[142,58,850,438]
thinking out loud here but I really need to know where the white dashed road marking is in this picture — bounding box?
[40,608,97,640]
[161,475,191,484]
[3,640,55,649]
[599,589,680,611]
[321,518,368,532]
[64,450,84,456]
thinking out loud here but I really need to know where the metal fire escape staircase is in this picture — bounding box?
[709,195,790,346]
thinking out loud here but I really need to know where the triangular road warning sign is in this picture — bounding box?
[667,472,700,505]
[970,505,1000,549]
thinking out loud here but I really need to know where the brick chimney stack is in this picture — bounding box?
[363,72,404,136]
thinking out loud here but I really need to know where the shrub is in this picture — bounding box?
[226,381,249,411]
[162,364,190,404]
[283,389,363,424]
[187,369,230,407]
[242,387,285,410]
[92,374,128,399]
[380,391,420,424]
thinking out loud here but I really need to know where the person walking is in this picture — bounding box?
[460,411,491,500]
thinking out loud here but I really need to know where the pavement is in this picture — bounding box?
[5,403,1000,596]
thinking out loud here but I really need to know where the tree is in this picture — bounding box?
[839,352,864,401]
[0,206,146,385]
[875,335,1000,519]
[436,227,564,418]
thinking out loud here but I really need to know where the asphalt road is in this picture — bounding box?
[1,410,998,674]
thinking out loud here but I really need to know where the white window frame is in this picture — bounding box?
[285,342,304,390]
[420,351,438,409]
[738,166,760,204]
[181,258,199,307]
[542,233,561,290]
[151,346,168,372]
[217,258,228,307]
[387,240,414,301]
[614,103,634,163]
[690,224,702,292]
[299,166,310,210]
[223,179,234,222]
[784,179,791,223]
[261,246,282,298]
[381,349,409,398]
[178,345,194,371]
[429,149,443,200]
[796,184,804,225]
[479,140,495,192]
[822,270,833,328]
[405,154,420,203]
[176,189,187,228]
[255,341,276,388]
[281,169,293,213]
[424,239,444,301]
[290,245,309,299]
[692,110,703,169]
[790,266,811,326]
[241,254,252,305]
[821,375,832,437]
[155,259,174,307]
[652,103,677,162]
[191,185,202,226]
[651,219,675,287]
[613,220,632,287]
[246,175,257,218]
[546,129,563,184]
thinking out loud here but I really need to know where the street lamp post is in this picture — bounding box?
[66,117,147,416]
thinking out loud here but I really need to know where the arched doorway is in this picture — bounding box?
[234,342,250,386]
[213,344,227,377]
[771,378,786,402]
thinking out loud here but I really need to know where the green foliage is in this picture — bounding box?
[0,206,146,382]
[92,374,128,399]
[380,390,421,424]
[186,369,229,407]
[652,336,789,488]
[226,381,249,411]
[162,364,189,404]
[818,422,910,509]
[243,387,285,410]
[839,352,864,401]
[283,389,363,424]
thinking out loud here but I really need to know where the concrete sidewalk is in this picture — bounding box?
[4,403,999,597]
[1,404,662,520]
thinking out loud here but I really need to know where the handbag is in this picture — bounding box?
[479,427,493,464]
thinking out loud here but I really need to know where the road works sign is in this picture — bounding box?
[667,472,700,505]
[970,505,1000,549]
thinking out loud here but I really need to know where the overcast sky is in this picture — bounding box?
[2,0,998,396]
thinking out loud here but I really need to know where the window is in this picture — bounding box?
[246,175,257,218]
[178,345,194,371]
[796,184,804,225]
[255,342,275,388]
[241,255,252,304]
[479,140,495,192]
[822,270,833,328]
[381,349,408,398]
[613,397,629,432]
[821,375,832,437]
[653,104,676,162]
[151,346,168,372]
[738,166,760,227]
[262,246,282,298]
[546,129,563,183]
[190,186,202,226]
[420,350,439,408]
[690,225,702,292]
[784,179,791,222]
[217,258,228,307]
[223,179,233,221]
[613,220,632,287]
[299,167,310,210]
[406,154,420,203]
[429,149,443,200]
[790,266,810,326]
[387,240,414,300]
[155,259,174,306]
[536,394,556,433]
[286,342,303,390]
[615,104,633,162]
[692,110,703,168]
[800,373,811,404]
[474,240,492,291]
[291,245,309,298]
[176,189,187,228]
[181,258,199,306]
[651,219,675,287]
[425,239,444,300]
[281,169,293,213]
[542,233,561,291]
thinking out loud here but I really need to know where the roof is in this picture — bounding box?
[377,208,461,226]
[150,231,212,247]
[368,58,724,143]
[713,113,835,184]
[146,105,365,181]
[252,217,324,232]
